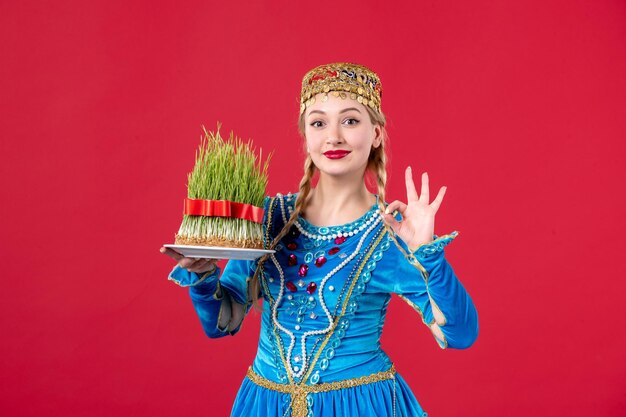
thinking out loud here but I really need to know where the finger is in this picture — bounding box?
[160,247,184,261]
[405,167,419,202]
[431,186,447,212]
[382,213,402,233]
[179,257,201,269]
[187,258,213,273]
[420,172,429,202]
[188,260,216,273]
[385,200,408,216]
[200,259,218,273]
[178,258,192,268]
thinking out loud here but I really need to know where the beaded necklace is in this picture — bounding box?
[280,192,379,241]
[270,194,383,379]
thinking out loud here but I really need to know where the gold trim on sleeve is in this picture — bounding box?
[398,294,448,348]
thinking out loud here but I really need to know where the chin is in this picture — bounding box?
[312,156,367,178]
[318,166,365,180]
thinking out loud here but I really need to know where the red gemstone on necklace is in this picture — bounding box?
[298,264,309,277]
[286,281,297,292]
[306,282,317,294]
[288,254,297,266]
[315,256,327,267]
[287,242,297,251]
[334,236,347,245]
[328,247,340,255]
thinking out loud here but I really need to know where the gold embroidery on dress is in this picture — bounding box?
[246,365,396,417]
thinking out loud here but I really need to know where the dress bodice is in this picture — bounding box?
[254,193,395,385]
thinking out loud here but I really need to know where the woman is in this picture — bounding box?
[161,62,479,417]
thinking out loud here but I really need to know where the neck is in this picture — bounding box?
[301,172,377,227]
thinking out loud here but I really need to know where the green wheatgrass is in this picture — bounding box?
[175,125,271,248]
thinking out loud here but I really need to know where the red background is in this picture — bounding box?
[2,1,625,416]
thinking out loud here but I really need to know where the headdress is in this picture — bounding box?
[300,63,383,115]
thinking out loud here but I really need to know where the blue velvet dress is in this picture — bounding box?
[169,193,479,417]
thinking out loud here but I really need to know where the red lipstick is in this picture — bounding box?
[323,150,351,159]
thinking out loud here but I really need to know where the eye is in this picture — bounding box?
[310,120,324,128]
[343,118,360,125]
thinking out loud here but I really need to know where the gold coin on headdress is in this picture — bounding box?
[357,87,364,95]
[350,93,357,100]
[339,92,347,99]
[321,93,328,102]
[332,91,340,97]
[323,86,330,93]
[357,96,363,103]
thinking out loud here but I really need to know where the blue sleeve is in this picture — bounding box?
[167,248,256,340]
[169,265,226,337]
[381,232,479,350]
[174,196,273,339]
[187,259,255,338]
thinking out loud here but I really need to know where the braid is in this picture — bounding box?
[250,155,317,306]
[369,143,395,240]
[368,126,413,260]
[267,154,315,250]
[371,146,388,216]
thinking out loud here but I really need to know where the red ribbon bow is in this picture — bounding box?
[183,198,264,224]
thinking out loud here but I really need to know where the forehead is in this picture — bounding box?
[305,93,367,117]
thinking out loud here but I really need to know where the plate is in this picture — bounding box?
[163,244,275,261]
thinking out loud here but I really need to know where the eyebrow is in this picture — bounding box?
[307,107,362,116]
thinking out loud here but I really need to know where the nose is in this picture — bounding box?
[326,123,344,144]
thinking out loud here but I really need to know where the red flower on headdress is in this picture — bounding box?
[310,69,338,83]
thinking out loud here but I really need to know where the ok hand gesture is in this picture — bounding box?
[382,167,447,252]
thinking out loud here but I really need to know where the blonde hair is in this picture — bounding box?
[249,105,405,305]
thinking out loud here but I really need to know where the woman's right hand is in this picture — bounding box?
[160,247,219,274]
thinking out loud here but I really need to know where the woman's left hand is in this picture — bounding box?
[383,167,447,252]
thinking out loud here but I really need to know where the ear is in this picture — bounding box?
[372,125,383,148]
